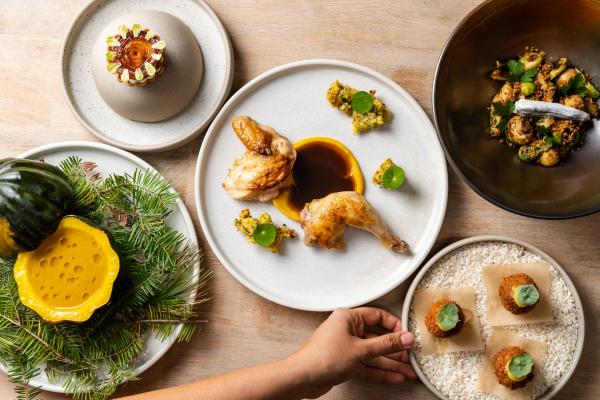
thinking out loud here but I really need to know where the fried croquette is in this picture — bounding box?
[499,273,539,315]
[424,299,465,338]
[493,346,534,389]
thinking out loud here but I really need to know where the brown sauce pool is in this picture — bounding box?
[289,141,356,211]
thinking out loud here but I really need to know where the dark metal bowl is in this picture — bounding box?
[433,0,600,219]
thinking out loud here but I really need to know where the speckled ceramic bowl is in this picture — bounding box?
[433,0,600,219]
[401,236,585,400]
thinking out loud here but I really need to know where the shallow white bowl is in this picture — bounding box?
[401,235,585,400]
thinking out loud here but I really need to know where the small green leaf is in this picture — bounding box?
[513,284,539,307]
[382,165,405,190]
[351,91,374,113]
[506,60,524,83]
[520,69,537,83]
[561,73,587,97]
[253,224,277,247]
[536,125,550,137]
[507,353,534,380]
[492,100,515,117]
[435,303,460,331]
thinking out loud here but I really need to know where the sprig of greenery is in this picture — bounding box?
[560,72,587,97]
[0,157,210,400]
[506,60,537,83]
[492,100,516,132]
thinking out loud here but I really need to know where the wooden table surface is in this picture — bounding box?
[1,0,598,399]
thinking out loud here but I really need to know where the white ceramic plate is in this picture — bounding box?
[0,141,200,393]
[195,59,448,311]
[401,236,585,400]
[61,0,234,152]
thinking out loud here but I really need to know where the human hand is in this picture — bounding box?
[290,307,416,398]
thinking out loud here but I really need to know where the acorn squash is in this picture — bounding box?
[0,158,74,257]
[14,216,119,323]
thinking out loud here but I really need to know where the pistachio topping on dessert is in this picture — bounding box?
[106,23,166,86]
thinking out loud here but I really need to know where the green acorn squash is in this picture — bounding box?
[0,158,74,257]
[14,216,120,323]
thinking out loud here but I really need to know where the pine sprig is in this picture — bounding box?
[0,157,211,400]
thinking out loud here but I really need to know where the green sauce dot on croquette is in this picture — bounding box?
[435,303,460,331]
[507,353,534,381]
[513,284,540,307]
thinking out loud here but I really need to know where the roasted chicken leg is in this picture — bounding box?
[299,191,408,253]
[223,116,296,202]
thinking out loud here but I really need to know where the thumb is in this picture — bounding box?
[361,331,414,358]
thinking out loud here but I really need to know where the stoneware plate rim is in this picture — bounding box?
[401,235,585,400]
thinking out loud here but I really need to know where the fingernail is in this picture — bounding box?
[401,332,414,347]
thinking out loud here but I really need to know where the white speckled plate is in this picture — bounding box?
[401,236,585,400]
[195,59,448,311]
[0,141,200,393]
[61,0,234,152]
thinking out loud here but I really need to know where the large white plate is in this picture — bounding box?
[1,141,200,393]
[61,0,234,152]
[195,59,448,311]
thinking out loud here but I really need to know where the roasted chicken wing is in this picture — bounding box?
[223,116,296,202]
[299,191,408,253]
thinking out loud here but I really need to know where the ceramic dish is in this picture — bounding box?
[0,141,200,393]
[61,0,234,152]
[195,59,448,311]
[401,236,584,400]
[433,0,600,219]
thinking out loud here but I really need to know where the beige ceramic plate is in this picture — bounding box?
[61,0,233,152]
[401,236,585,400]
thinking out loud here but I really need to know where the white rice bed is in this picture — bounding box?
[408,241,580,399]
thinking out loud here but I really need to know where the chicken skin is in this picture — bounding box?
[223,116,297,202]
[299,191,408,253]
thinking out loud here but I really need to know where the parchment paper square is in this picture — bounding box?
[478,328,548,400]
[413,287,483,355]
[482,263,552,326]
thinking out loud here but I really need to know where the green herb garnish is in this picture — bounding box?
[506,60,536,83]
[513,284,540,307]
[492,100,515,132]
[561,72,587,97]
[253,223,277,247]
[351,91,374,113]
[507,353,534,380]
[382,165,406,190]
[435,303,460,331]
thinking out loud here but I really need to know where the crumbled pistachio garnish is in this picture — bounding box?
[327,80,392,133]
[234,209,296,254]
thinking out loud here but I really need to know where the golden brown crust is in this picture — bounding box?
[424,299,465,338]
[498,273,538,315]
[493,346,534,389]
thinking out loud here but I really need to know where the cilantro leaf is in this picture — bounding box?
[496,118,509,132]
[492,100,515,117]
[520,69,537,83]
[561,73,587,97]
[537,125,550,137]
[506,60,523,82]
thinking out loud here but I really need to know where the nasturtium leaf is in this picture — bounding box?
[351,91,374,113]
[382,165,406,190]
[435,303,460,331]
[507,353,534,380]
[513,284,539,307]
[253,223,277,247]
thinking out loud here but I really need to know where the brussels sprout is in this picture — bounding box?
[562,94,585,110]
[556,68,579,90]
[518,138,552,163]
[506,115,534,145]
[585,81,600,99]
[538,148,560,167]
[498,82,516,103]
[521,82,535,96]
[551,120,580,147]
[490,112,503,137]
[549,58,568,80]
[586,99,599,117]
[519,52,543,71]
[536,117,555,130]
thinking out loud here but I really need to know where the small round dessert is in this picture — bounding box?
[499,273,540,314]
[424,299,465,338]
[92,11,203,123]
[493,346,535,390]
[106,23,166,86]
